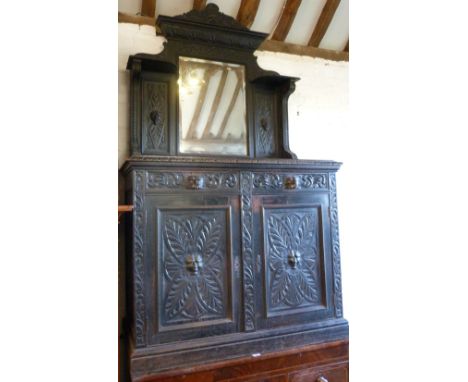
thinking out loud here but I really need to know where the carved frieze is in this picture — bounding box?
[147,172,238,191]
[253,173,328,191]
[265,209,321,312]
[162,213,227,325]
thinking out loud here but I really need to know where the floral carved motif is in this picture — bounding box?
[329,174,343,317]
[253,173,328,191]
[255,93,274,156]
[147,172,238,191]
[163,215,226,323]
[133,170,146,346]
[267,211,320,309]
[240,172,255,331]
[142,81,168,154]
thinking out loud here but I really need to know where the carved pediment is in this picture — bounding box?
[173,3,250,32]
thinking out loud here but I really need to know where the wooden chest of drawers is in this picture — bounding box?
[133,339,348,382]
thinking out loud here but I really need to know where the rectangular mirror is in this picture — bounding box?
[178,57,247,156]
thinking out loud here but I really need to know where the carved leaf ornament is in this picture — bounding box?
[163,216,224,321]
[268,212,319,307]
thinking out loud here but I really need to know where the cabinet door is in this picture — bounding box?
[253,192,334,329]
[144,194,241,344]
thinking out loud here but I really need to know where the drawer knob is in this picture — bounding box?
[284,176,297,189]
[186,175,204,190]
[317,376,328,382]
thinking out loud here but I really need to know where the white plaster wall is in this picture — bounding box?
[118,23,348,167]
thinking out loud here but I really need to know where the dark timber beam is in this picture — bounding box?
[193,0,207,11]
[259,40,348,62]
[308,0,341,47]
[118,12,155,27]
[271,0,302,41]
[237,0,261,29]
[141,0,156,17]
[117,13,349,62]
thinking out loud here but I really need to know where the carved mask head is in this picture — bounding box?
[287,250,301,269]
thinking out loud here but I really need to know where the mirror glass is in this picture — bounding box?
[178,57,247,156]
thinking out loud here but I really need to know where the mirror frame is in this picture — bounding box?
[127,3,298,159]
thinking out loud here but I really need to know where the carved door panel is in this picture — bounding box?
[144,194,240,344]
[253,193,334,330]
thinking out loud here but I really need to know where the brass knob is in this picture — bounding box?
[284,176,297,189]
[316,376,328,382]
[186,175,204,190]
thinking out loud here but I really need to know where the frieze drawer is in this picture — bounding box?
[145,171,240,192]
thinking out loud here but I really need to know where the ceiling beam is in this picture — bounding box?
[237,0,261,29]
[193,0,207,11]
[141,0,157,18]
[308,0,341,47]
[259,40,348,62]
[271,0,302,41]
[118,12,155,27]
[117,11,349,62]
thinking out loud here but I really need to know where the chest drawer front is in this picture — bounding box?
[289,365,348,382]
[145,170,240,193]
[144,193,241,345]
[253,192,334,330]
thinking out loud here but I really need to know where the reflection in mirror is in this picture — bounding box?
[178,57,247,156]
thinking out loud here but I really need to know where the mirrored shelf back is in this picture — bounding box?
[126,3,299,159]
[178,57,247,156]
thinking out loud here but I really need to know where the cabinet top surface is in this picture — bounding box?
[122,156,342,173]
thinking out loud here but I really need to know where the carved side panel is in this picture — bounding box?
[329,174,343,318]
[160,210,230,326]
[240,172,255,331]
[254,91,276,157]
[142,81,169,154]
[264,207,323,316]
[132,170,146,347]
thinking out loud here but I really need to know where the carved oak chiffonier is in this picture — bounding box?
[122,4,348,382]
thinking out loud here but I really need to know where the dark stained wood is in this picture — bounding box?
[201,68,229,139]
[118,12,155,27]
[343,39,349,52]
[135,340,348,381]
[259,39,348,62]
[123,6,348,382]
[141,0,156,17]
[236,0,261,29]
[308,0,341,47]
[193,0,207,11]
[271,0,302,41]
[216,70,243,139]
